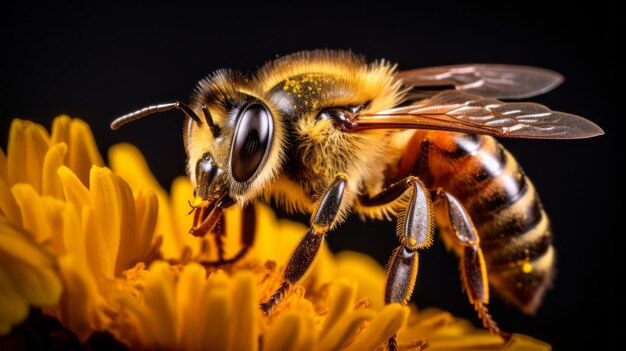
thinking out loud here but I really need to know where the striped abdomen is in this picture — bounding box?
[399,131,555,314]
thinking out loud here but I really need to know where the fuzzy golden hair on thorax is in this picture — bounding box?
[250,50,406,219]
[254,50,403,113]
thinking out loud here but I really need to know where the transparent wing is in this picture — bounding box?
[396,64,564,99]
[354,90,603,139]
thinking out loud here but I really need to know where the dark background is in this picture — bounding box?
[1,1,617,349]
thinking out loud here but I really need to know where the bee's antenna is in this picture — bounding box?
[201,105,221,137]
[187,199,198,215]
[110,101,202,130]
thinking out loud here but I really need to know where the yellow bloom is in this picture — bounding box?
[0,117,551,350]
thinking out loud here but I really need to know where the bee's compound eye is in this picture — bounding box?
[231,103,273,182]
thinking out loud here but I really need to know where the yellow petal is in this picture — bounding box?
[3,248,62,305]
[8,186,65,254]
[335,251,386,310]
[108,143,163,191]
[228,271,258,351]
[11,183,51,242]
[176,263,206,349]
[7,119,50,191]
[200,289,231,350]
[67,119,104,186]
[0,217,62,334]
[87,166,122,279]
[115,293,151,346]
[222,202,243,259]
[135,188,158,251]
[6,120,26,186]
[62,203,87,265]
[115,263,171,349]
[507,334,552,351]
[345,304,408,351]
[143,261,177,348]
[0,132,20,226]
[199,270,233,349]
[253,203,307,263]
[112,174,137,276]
[170,177,193,235]
[426,329,551,350]
[0,176,22,226]
[0,267,29,335]
[320,279,357,338]
[50,115,71,146]
[57,165,92,210]
[205,269,232,291]
[116,188,157,270]
[264,311,316,351]
[58,256,106,341]
[318,309,373,351]
[114,263,158,348]
[397,307,454,340]
[42,143,67,198]
[0,217,55,269]
[0,147,7,181]
[41,196,67,255]
[109,143,182,258]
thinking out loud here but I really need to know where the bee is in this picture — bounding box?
[112,50,603,348]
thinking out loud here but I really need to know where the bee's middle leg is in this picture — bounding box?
[360,176,433,351]
[260,174,348,315]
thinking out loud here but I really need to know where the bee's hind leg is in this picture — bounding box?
[359,176,433,351]
[260,174,348,315]
[434,190,511,342]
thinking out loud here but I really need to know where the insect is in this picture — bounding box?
[112,50,603,349]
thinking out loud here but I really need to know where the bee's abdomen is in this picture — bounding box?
[406,132,555,314]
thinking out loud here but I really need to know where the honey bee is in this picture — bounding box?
[112,50,603,348]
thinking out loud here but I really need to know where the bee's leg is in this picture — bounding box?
[360,176,433,351]
[260,174,348,315]
[213,215,226,261]
[198,203,256,267]
[434,191,511,341]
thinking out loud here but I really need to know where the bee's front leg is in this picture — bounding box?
[260,174,348,315]
[359,176,433,351]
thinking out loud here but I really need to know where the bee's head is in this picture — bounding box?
[185,70,285,208]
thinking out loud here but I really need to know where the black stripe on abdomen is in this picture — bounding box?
[429,134,555,313]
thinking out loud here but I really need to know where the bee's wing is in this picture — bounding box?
[396,64,564,99]
[354,90,603,139]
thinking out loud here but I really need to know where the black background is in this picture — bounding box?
[1,1,617,349]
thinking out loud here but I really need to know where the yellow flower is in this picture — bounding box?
[0,116,551,350]
[1,117,159,339]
